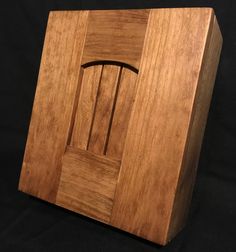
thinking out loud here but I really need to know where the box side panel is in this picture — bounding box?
[167,14,223,242]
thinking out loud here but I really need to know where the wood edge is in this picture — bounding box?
[18,10,55,195]
[55,199,110,224]
[18,11,90,203]
[48,10,88,15]
[214,13,223,44]
[48,7,215,13]
[165,11,223,245]
[155,8,216,245]
[165,9,215,243]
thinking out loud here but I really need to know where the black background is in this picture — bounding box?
[0,1,235,251]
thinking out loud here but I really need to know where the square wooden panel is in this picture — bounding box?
[19,8,222,245]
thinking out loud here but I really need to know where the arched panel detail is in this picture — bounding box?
[69,62,138,160]
[82,60,139,74]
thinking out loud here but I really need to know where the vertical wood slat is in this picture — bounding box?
[18,11,89,202]
[70,65,103,149]
[106,68,137,159]
[87,65,121,155]
[70,63,138,160]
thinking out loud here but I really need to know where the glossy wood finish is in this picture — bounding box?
[19,8,222,245]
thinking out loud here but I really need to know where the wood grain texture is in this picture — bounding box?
[167,15,223,242]
[70,65,102,149]
[18,8,222,245]
[56,146,120,222]
[82,10,149,69]
[110,8,218,245]
[70,63,138,159]
[18,11,89,202]
[106,67,137,159]
[87,65,120,155]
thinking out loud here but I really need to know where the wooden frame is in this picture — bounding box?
[19,8,222,245]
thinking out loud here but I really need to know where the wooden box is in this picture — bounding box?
[19,8,222,245]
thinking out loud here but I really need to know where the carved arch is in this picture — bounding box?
[69,61,138,160]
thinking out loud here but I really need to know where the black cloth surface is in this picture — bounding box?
[0,1,235,251]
